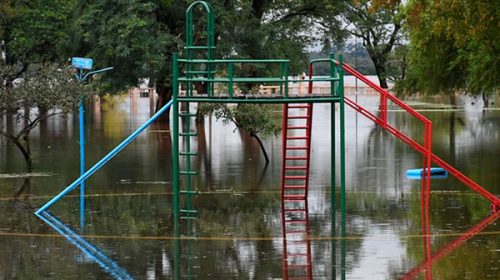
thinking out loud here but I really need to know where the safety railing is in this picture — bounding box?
[340,62,433,200]
[174,57,341,101]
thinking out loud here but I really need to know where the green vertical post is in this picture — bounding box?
[172,53,180,230]
[338,55,346,237]
[228,63,234,98]
[284,62,289,98]
[279,62,284,96]
[329,53,336,220]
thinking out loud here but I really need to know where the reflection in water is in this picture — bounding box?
[281,196,312,279]
[1,95,500,278]
[37,211,135,280]
[401,210,500,280]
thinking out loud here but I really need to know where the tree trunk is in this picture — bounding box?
[250,132,269,164]
[372,59,389,89]
[482,92,489,109]
[155,81,172,123]
[10,135,33,172]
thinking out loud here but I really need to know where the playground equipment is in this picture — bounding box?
[34,1,499,277]
[35,0,499,240]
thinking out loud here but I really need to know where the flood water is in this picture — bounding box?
[0,93,499,279]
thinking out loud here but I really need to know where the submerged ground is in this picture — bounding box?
[0,94,499,279]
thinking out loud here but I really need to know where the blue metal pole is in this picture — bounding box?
[79,100,85,228]
[35,100,174,215]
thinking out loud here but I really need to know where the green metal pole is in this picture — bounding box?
[338,55,346,238]
[284,62,289,98]
[279,63,284,96]
[172,53,180,230]
[329,53,336,220]
[228,63,233,98]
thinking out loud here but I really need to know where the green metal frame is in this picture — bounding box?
[173,2,346,260]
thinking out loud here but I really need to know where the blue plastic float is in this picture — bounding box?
[406,167,448,180]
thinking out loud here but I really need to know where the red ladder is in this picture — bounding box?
[341,62,500,210]
[281,102,313,202]
[281,193,312,280]
[281,72,314,279]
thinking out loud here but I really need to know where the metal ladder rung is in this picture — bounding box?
[287,126,308,130]
[180,152,198,156]
[180,216,198,220]
[184,46,216,50]
[286,147,307,150]
[180,132,198,137]
[286,136,308,140]
[284,176,307,180]
[180,209,198,214]
[284,195,306,200]
[288,105,311,109]
[285,166,307,170]
[180,190,199,195]
[285,156,307,160]
[284,185,306,189]
[179,112,197,117]
[180,171,198,175]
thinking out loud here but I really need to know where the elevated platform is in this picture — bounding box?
[177,92,342,103]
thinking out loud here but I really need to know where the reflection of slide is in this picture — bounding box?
[36,211,135,280]
[281,197,312,279]
[399,210,500,280]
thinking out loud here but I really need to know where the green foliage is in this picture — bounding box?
[405,0,500,95]
[0,64,84,114]
[199,103,280,137]
[342,0,405,88]
[0,63,87,170]
[73,0,182,91]
[3,0,76,64]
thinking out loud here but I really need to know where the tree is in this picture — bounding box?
[199,103,280,164]
[342,0,405,88]
[404,0,500,100]
[0,63,86,172]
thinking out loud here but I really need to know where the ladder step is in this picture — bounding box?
[288,116,308,119]
[180,216,198,220]
[284,195,306,200]
[287,136,308,140]
[179,112,197,117]
[284,185,306,189]
[285,230,307,234]
[285,176,307,180]
[180,132,197,137]
[284,208,306,212]
[180,209,198,214]
[287,126,308,130]
[184,46,216,50]
[180,171,198,175]
[285,219,307,223]
[287,253,308,257]
[287,264,309,267]
[180,190,199,195]
[286,147,307,150]
[180,152,198,156]
[285,166,307,170]
[288,105,311,109]
[285,156,307,160]
[183,70,216,74]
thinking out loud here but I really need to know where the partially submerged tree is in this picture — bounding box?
[0,64,86,171]
[199,103,280,164]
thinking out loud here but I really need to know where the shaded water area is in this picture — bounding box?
[1,93,499,279]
